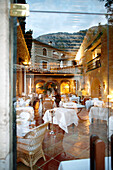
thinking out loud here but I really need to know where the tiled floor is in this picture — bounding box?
[17,107,109,170]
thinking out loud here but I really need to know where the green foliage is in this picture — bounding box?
[99,0,113,12]
[39,82,56,95]
[99,0,113,24]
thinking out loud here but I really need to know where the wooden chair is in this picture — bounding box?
[17,122,49,170]
[90,134,105,170]
[42,100,54,115]
[58,135,105,170]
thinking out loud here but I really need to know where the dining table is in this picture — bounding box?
[16,114,36,137]
[16,106,34,120]
[58,157,111,170]
[108,116,113,141]
[69,96,80,103]
[59,101,85,120]
[85,98,104,111]
[43,107,79,133]
[89,106,108,123]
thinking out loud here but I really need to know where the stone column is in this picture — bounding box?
[0,0,12,169]
[24,67,26,95]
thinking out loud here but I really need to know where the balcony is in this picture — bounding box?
[86,55,101,72]
[15,63,83,75]
[51,65,83,75]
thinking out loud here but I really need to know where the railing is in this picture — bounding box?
[51,65,83,74]
[86,55,101,72]
[14,64,83,75]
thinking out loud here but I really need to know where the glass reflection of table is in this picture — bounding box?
[60,102,85,120]
[89,106,109,123]
[75,104,85,120]
[49,109,55,135]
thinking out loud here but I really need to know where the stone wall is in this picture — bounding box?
[77,25,113,101]
[0,0,12,169]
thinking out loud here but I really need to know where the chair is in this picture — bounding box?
[58,135,105,170]
[17,122,49,170]
[90,135,105,170]
[42,100,54,115]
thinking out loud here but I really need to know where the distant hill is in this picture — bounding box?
[36,30,87,53]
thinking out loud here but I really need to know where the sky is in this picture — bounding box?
[26,0,107,38]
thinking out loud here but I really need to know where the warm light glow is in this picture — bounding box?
[110,99,113,102]
[81,90,87,96]
[23,60,31,66]
[23,61,28,65]
[60,82,69,94]
[107,95,112,98]
[102,81,107,93]
[36,82,43,94]
[75,49,81,61]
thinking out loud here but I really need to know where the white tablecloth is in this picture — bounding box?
[58,157,111,170]
[109,116,113,140]
[85,100,94,110]
[85,99,104,110]
[89,106,108,123]
[16,106,34,120]
[17,122,30,136]
[69,96,80,103]
[14,98,31,108]
[43,107,78,133]
[59,101,85,110]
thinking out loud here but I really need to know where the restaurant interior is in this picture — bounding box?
[15,1,113,170]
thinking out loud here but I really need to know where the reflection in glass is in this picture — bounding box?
[16,0,113,169]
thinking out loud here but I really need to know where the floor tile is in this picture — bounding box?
[66,146,87,158]
[36,154,51,167]
[17,107,109,170]
[17,162,39,170]
[54,152,76,162]
[40,159,60,170]
[44,141,70,158]
[73,140,89,149]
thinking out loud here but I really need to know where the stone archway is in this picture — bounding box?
[60,80,70,94]
[35,80,45,94]
[91,78,101,98]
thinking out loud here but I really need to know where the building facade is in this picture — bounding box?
[75,24,113,101]
[25,39,82,96]
[0,1,112,170]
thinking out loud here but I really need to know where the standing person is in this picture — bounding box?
[55,90,61,107]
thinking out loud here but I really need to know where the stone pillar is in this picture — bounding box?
[24,67,26,95]
[0,0,12,169]
[19,68,23,96]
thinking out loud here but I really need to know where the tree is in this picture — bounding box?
[100,0,113,23]
[100,0,113,9]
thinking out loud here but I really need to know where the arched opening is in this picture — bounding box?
[43,48,47,56]
[36,82,44,94]
[60,81,70,94]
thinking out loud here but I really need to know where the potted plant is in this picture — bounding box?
[39,82,56,96]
